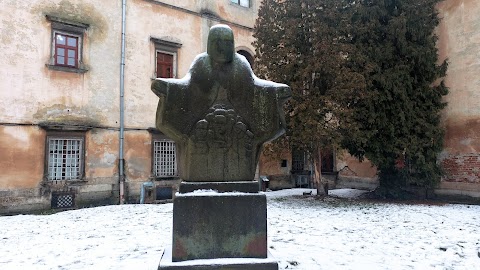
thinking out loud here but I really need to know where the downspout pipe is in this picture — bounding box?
[119,0,127,204]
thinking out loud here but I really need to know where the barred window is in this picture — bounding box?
[47,138,83,180]
[292,148,306,173]
[154,140,177,177]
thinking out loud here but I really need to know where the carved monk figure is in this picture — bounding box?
[152,24,291,182]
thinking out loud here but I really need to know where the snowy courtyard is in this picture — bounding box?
[1,189,479,270]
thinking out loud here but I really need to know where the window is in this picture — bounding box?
[156,52,174,78]
[46,15,88,73]
[46,136,84,181]
[54,33,78,67]
[231,0,250,7]
[321,148,335,173]
[151,37,182,79]
[292,148,306,173]
[153,139,177,177]
[237,49,254,67]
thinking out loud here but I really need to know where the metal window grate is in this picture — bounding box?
[154,140,177,177]
[51,193,75,209]
[292,149,306,172]
[48,138,83,180]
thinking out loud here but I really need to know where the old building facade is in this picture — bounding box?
[1,0,479,214]
[0,0,258,213]
[436,0,480,199]
[257,0,480,200]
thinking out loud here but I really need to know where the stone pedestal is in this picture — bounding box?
[158,183,278,269]
[158,247,279,270]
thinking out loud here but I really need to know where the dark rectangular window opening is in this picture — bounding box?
[156,187,173,200]
[321,148,335,173]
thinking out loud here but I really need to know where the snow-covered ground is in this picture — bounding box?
[1,189,479,270]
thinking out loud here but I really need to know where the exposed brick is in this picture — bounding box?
[441,154,480,184]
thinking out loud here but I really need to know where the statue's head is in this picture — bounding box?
[207,24,235,64]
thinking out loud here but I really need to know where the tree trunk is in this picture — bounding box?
[313,147,328,196]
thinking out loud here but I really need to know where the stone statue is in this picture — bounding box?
[152,24,291,182]
[155,25,290,268]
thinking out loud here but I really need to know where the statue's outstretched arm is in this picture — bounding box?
[277,85,292,101]
[151,79,169,97]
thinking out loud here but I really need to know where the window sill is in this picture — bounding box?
[46,64,89,74]
[230,3,250,9]
[45,179,87,185]
[152,176,179,181]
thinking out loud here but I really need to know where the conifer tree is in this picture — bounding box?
[254,0,448,198]
[345,0,448,197]
[254,0,365,195]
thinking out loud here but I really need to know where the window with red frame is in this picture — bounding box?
[156,52,174,78]
[55,33,78,68]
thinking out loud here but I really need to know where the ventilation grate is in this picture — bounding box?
[51,193,75,209]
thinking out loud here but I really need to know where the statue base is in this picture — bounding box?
[158,184,278,269]
[158,247,279,270]
[178,181,259,193]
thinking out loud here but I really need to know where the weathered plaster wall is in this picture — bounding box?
[124,131,151,181]
[0,126,45,190]
[125,0,257,129]
[0,0,122,213]
[0,0,259,212]
[85,129,119,179]
[0,0,121,126]
[258,147,293,189]
[436,0,480,192]
[336,152,377,179]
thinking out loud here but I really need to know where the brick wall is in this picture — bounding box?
[441,154,480,183]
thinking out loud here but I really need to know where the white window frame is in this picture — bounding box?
[231,0,250,8]
[46,136,84,181]
[153,139,178,178]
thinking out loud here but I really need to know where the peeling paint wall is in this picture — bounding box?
[0,0,258,213]
[258,146,293,189]
[0,126,45,190]
[436,0,480,195]
[258,148,379,191]
[0,0,120,126]
[260,0,480,197]
[125,0,257,129]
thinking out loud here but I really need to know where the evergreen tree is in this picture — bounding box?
[345,0,448,197]
[254,0,366,195]
[254,0,448,198]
